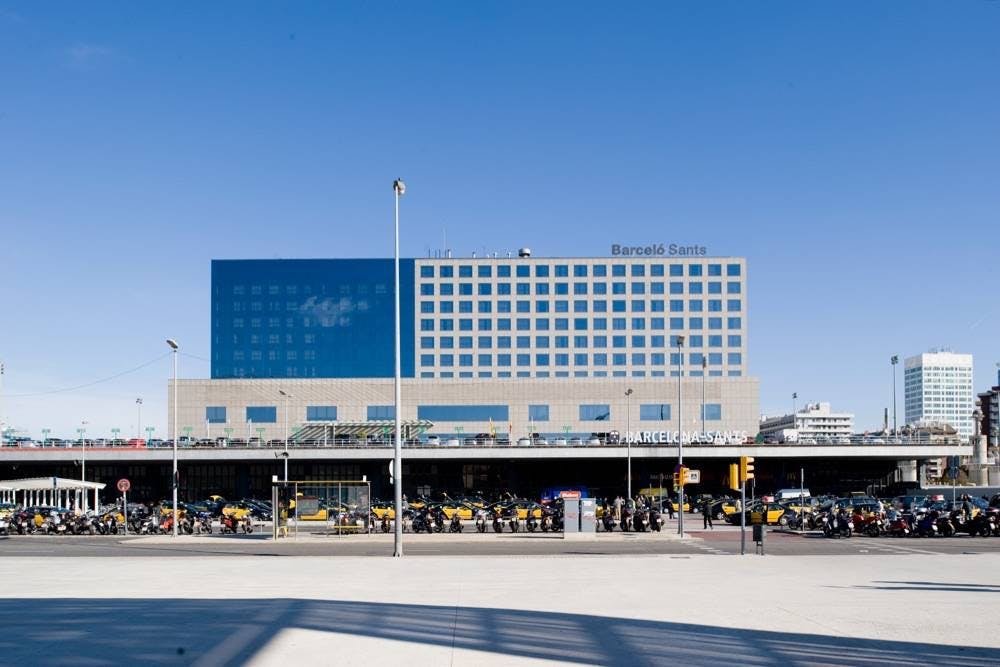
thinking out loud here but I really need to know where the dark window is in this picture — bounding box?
[246,406,277,423]
[306,406,338,421]
[639,403,671,421]
[580,404,611,421]
[528,405,549,422]
[206,406,227,424]
[367,405,396,420]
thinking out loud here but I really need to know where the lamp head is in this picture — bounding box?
[625,388,633,397]
[393,178,406,196]
[166,339,179,350]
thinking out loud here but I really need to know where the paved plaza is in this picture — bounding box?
[0,549,997,666]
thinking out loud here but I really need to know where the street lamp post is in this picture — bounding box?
[111,428,120,445]
[701,357,707,436]
[891,355,899,435]
[279,390,292,482]
[393,178,405,558]
[78,420,88,510]
[166,339,179,538]
[625,388,633,500]
[676,335,685,538]
[136,398,143,442]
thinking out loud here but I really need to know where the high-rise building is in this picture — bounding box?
[904,350,974,442]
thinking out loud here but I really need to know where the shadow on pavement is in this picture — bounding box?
[0,598,995,666]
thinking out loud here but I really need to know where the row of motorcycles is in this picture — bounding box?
[0,506,253,536]
[816,508,1000,539]
[599,505,664,533]
[371,504,565,534]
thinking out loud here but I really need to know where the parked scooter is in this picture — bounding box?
[492,507,504,533]
[475,509,489,533]
[649,506,663,532]
[601,509,616,533]
[507,506,520,533]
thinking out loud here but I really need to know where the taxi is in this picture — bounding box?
[749,502,786,526]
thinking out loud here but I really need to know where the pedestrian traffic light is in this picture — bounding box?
[672,472,679,486]
[740,456,755,482]
[729,463,740,491]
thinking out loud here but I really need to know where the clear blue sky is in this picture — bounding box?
[1,2,998,438]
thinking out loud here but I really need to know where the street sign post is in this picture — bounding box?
[117,479,130,536]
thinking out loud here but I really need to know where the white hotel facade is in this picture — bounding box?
[171,253,760,442]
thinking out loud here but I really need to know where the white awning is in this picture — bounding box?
[0,477,106,491]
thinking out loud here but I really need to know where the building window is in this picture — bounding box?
[420,266,434,278]
[459,265,473,277]
[306,406,338,421]
[478,265,492,278]
[417,405,510,422]
[580,404,611,421]
[702,403,722,420]
[639,403,671,421]
[529,405,550,422]
[367,405,395,420]
[246,406,277,423]
[206,406,227,424]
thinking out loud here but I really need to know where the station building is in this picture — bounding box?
[173,254,758,443]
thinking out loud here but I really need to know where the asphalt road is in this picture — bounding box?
[3,524,1000,557]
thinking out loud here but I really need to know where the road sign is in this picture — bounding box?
[686,469,701,484]
[117,478,131,493]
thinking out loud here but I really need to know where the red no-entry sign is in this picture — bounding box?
[117,478,131,493]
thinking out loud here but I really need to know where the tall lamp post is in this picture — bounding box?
[166,339,179,537]
[676,335,685,538]
[890,355,899,436]
[393,178,406,558]
[278,390,292,482]
[625,388,633,500]
[700,357,707,436]
[78,420,88,510]
[136,398,143,442]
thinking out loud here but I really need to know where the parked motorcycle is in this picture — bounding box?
[449,511,463,533]
[649,507,663,532]
[475,509,489,533]
[492,508,504,533]
[507,506,520,533]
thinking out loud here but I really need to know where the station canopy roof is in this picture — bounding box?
[0,477,106,491]
[294,420,434,442]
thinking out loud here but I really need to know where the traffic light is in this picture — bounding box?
[729,463,740,491]
[673,467,689,486]
[672,472,679,487]
[739,456,755,483]
[679,467,688,486]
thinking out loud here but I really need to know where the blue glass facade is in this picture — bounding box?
[212,259,415,379]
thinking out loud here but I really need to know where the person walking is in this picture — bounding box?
[702,499,714,530]
[614,495,623,523]
[666,497,675,520]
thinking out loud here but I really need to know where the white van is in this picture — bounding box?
[775,488,810,501]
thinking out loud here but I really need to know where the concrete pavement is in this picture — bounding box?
[0,553,999,665]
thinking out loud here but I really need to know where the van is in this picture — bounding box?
[775,488,810,501]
